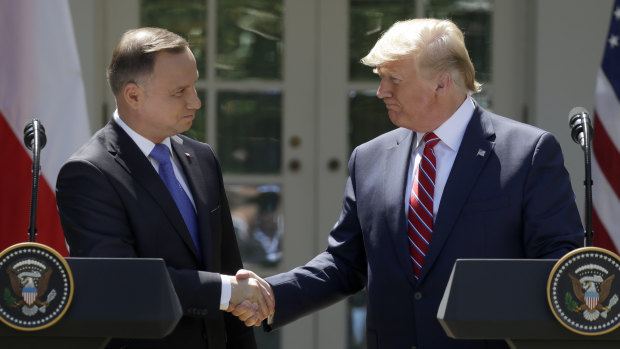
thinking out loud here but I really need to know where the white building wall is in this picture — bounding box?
[533,0,614,221]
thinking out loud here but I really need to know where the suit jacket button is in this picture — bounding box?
[414,292,422,300]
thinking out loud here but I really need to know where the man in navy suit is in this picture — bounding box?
[56,27,272,348]
[234,18,583,348]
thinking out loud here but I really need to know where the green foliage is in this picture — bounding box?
[140,0,207,78]
[349,0,415,81]
[3,288,17,307]
[565,292,579,312]
[349,92,396,153]
[425,0,492,82]
[217,92,281,174]
[217,0,283,79]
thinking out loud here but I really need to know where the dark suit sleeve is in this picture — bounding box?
[521,132,583,257]
[56,159,224,314]
[265,148,367,330]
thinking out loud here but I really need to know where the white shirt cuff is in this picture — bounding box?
[219,275,231,310]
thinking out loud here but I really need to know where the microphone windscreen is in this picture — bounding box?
[22,119,47,150]
[568,107,588,124]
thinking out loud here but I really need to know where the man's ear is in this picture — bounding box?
[435,72,451,95]
[122,83,143,109]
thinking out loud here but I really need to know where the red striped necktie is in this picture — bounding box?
[408,132,440,278]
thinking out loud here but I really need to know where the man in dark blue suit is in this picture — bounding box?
[56,27,273,348]
[234,18,583,348]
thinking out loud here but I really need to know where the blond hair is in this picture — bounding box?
[361,18,481,94]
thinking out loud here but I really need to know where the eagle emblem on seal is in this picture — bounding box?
[566,265,619,321]
[4,259,57,316]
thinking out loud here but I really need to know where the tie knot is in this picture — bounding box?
[423,132,440,149]
[150,143,172,165]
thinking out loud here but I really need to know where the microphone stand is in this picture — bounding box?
[27,120,43,243]
[582,115,593,247]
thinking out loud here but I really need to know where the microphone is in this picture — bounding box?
[23,119,47,151]
[22,118,47,243]
[568,107,592,149]
[568,107,594,246]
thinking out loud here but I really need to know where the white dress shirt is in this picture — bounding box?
[405,97,475,218]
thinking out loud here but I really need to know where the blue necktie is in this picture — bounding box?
[150,144,201,257]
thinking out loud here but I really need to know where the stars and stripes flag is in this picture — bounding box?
[593,1,620,253]
[0,0,90,255]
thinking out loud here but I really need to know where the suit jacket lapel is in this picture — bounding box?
[418,107,495,281]
[104,122,203,263]
[383,129,418,285]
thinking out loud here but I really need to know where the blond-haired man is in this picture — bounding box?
[235,18,583,348]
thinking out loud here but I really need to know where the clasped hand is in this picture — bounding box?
[226,269,274,326]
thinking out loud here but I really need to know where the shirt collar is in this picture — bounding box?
[113,109,172,158]
[415,97,475,150]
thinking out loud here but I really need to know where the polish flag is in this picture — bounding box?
[0,0,90,255]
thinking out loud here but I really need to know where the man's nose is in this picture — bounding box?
[187,88,202,110]
[376,81,391,99]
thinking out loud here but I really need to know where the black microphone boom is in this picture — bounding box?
[567,107,593,247]
[23,118,47,243]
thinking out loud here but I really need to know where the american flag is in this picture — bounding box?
[593,1,620,253]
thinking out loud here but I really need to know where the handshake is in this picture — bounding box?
[225,269,274,327]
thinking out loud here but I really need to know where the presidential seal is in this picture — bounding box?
[548,247,620,335]
[0,243,73,331]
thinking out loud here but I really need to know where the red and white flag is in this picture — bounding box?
[593,1,620,253]
[0,0,90,255]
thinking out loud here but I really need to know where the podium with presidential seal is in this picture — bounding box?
[0,119,182,348]
[437,248,620,348]
[0,249,182,349]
